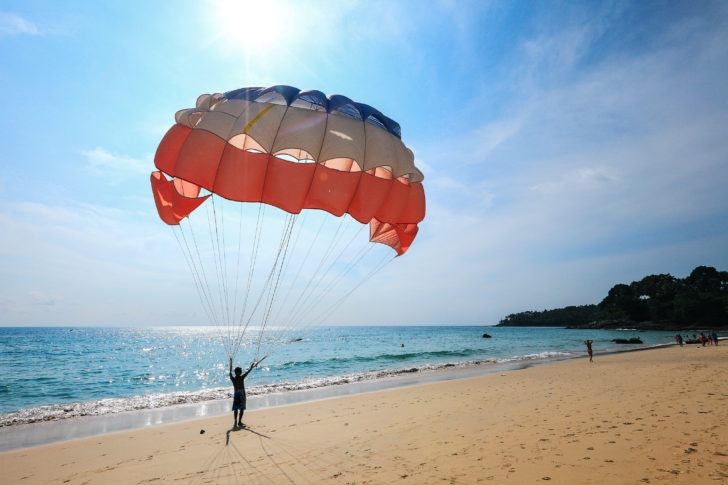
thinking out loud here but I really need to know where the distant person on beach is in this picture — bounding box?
[675,334,683,347]
[712,331,719,345]
[229,356,265,428]
[700,333,707,346]
[584,340,594,363]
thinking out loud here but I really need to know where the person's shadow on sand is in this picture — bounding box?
[226,425,270,446]
[189,426,338,484]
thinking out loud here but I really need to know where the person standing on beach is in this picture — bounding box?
[712,331,719,345]
[584,340,594,363]
[229,356,265,428]
[675,334,683,347]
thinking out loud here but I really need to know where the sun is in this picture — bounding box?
[209,0,292,58]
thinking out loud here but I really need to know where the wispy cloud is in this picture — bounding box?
[0,13,40,36]
[27,290,61,306]
[1,2,726,326]
[530,165,619,195]
[0,199,189,324]
[387,4,728,322]
[81,147,150,176]
[468,118,525,163]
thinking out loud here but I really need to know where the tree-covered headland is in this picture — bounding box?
[497,266,728,330]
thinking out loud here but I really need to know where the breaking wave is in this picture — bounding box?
[0,350,574,427]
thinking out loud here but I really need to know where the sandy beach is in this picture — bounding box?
[2,344,726,484]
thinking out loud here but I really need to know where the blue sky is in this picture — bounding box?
[1,0,727,326]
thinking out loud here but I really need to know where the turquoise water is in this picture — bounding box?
[0,325,680,426]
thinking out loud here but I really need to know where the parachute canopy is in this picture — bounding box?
[151,86,426,360]
[152,85,425,255]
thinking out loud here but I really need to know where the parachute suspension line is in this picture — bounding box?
[274,210,310,330]
[240,204,265,327]
[229,204,265,358]
[208,194,232,352]
[178,219,219,326]
[212,195,233,348]
[269,215,364,352]
[260,245,393,361]
[263,210,310,326]
[281,215,348,328]
[271,211,327,324]
[176,219,229,356]
[260,213,298,335]
[313,243,378,318]
[204,199,227,346]
[289,227,373,329]
[277,210,308,297]
[314,251,395,325]
[171,226,217,330]
[284,215,360,327]
[261,210,326,352]
[287,222,390,340]
[233,210,291,359]
[271,215,348,346]
[230,205,291,360]
[185,208,230,357]
[230,200,245,341]
[252,211,298,360]
[229,201,253,359]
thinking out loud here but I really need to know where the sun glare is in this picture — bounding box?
[211,0,292,57]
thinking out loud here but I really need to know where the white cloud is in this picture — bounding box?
[0,13,39,36]
[27,290,61,306]
[530,165,619,195]
[469,118,525,162]
[383,5,728,323]
[0,199,192,325]
[81,147,150,176]
[2,3,726,327]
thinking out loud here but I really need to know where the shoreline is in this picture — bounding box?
[2,344,726,484]
[0,341,676,452]
[0,355,567,452]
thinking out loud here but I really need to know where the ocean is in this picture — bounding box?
[0,325,681,429]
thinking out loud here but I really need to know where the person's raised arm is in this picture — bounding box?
[229,357,233,378]
[242,356,266,379]
[242,362,254,379]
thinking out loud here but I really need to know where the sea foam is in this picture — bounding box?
[0,351,574,427]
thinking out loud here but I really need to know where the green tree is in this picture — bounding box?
[599,283,650,321]
[632,274,677,321]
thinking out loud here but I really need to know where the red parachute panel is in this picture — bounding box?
[174,129,225,191]
[152,124,425,254]
[214,147,268,202]
[347,173,393,224]
[262,157,316,214]
[151,171,209,225]
[305,164,361,217]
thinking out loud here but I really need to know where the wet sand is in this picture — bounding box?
[1,344,727,484]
